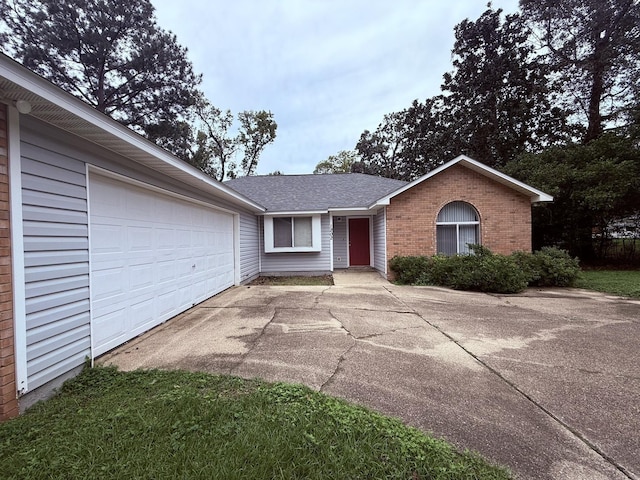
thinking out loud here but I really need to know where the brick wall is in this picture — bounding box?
[386,164,532,272]
[0,103,18,420]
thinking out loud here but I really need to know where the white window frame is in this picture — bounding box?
[264,214,322,253]
[436,202,480,255]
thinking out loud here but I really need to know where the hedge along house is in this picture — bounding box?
[0,54,266,419]
[225,159,553,280]
[0,53,552,419]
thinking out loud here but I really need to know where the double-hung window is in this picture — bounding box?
[264,215,321,252]
[436,202,480,255]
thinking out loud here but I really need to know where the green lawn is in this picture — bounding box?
[577,270,640,298]
[0,367,510,480]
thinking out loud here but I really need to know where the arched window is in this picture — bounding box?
[436,201,480,255]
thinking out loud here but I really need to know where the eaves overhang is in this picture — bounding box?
[0,53,265,213]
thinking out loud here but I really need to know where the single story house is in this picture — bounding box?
[0,54,552,419]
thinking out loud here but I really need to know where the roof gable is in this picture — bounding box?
[374,155,553,205]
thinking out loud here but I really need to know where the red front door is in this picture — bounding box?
[349,218,370,266]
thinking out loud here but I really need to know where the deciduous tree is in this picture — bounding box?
[504,134,640,259]
[190,101,277,181]
[237,110,277,177]
[191,102,237,181]
[313,150,360,174]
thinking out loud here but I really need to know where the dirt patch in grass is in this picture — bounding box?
[249,275,334,286]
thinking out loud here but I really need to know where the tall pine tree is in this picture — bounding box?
[1,0,202,157]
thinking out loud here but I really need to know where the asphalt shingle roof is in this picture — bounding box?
[225,173,408,212]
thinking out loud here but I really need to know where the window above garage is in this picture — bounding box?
[264,215,322,252]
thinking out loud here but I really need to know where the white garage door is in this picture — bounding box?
[89,173,235,356]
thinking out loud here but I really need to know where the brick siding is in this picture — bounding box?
[0,103,18,420]
[386,164,532,277]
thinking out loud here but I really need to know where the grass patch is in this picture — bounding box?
[249,275,334,286]
[576,270,640,298]
[0,367,510,480]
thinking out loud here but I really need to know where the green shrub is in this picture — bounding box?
[447,252,528,294]
[389,246,581,293]
[529,247,581,287]
[510,250,539,284]
[416,254,456,286]
[388,256,431,284]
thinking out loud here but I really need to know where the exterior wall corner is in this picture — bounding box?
[0,103,18,421]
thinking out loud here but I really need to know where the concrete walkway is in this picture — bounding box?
[100,283,640,480]
[332,268,390,285]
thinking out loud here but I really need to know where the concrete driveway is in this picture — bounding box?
[100,272,640,480]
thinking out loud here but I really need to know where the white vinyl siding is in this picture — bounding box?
[238,212,259,282]
[20,138,91,391]
[373,210,386,274]
[436,202,480,255]
[332,216,348,269]
[260,214,332,273]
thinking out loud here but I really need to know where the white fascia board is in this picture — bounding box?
[329,207,370,212]
[371,154,553,206]
[456,156,554,202]
[0,55,265,213]
[329,207,380,216]
[262,210,327,216]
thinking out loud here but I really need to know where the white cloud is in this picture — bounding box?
[151,0,520,175]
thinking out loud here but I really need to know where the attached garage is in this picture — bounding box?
[1,54,265,418]
[89,172,237,356]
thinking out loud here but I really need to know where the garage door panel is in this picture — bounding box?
[157,228,176,249]
[90,173,236,357]
[129,298,155,330]
[93,308,127,350]
[90,182,125,216]
[192,230,207,247]
[157,290,179,318]
[91,224,125,254]
[175,230,191,248]
[176,258,194,278]
[156,260,177,283]
[128,226,154,251]
[128,190,155,220]
[129,264,155,291]
[91,266,126,302]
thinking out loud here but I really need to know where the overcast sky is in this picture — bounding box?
[151,0,520,175]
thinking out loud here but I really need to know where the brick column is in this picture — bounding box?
[0,103,18,420]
